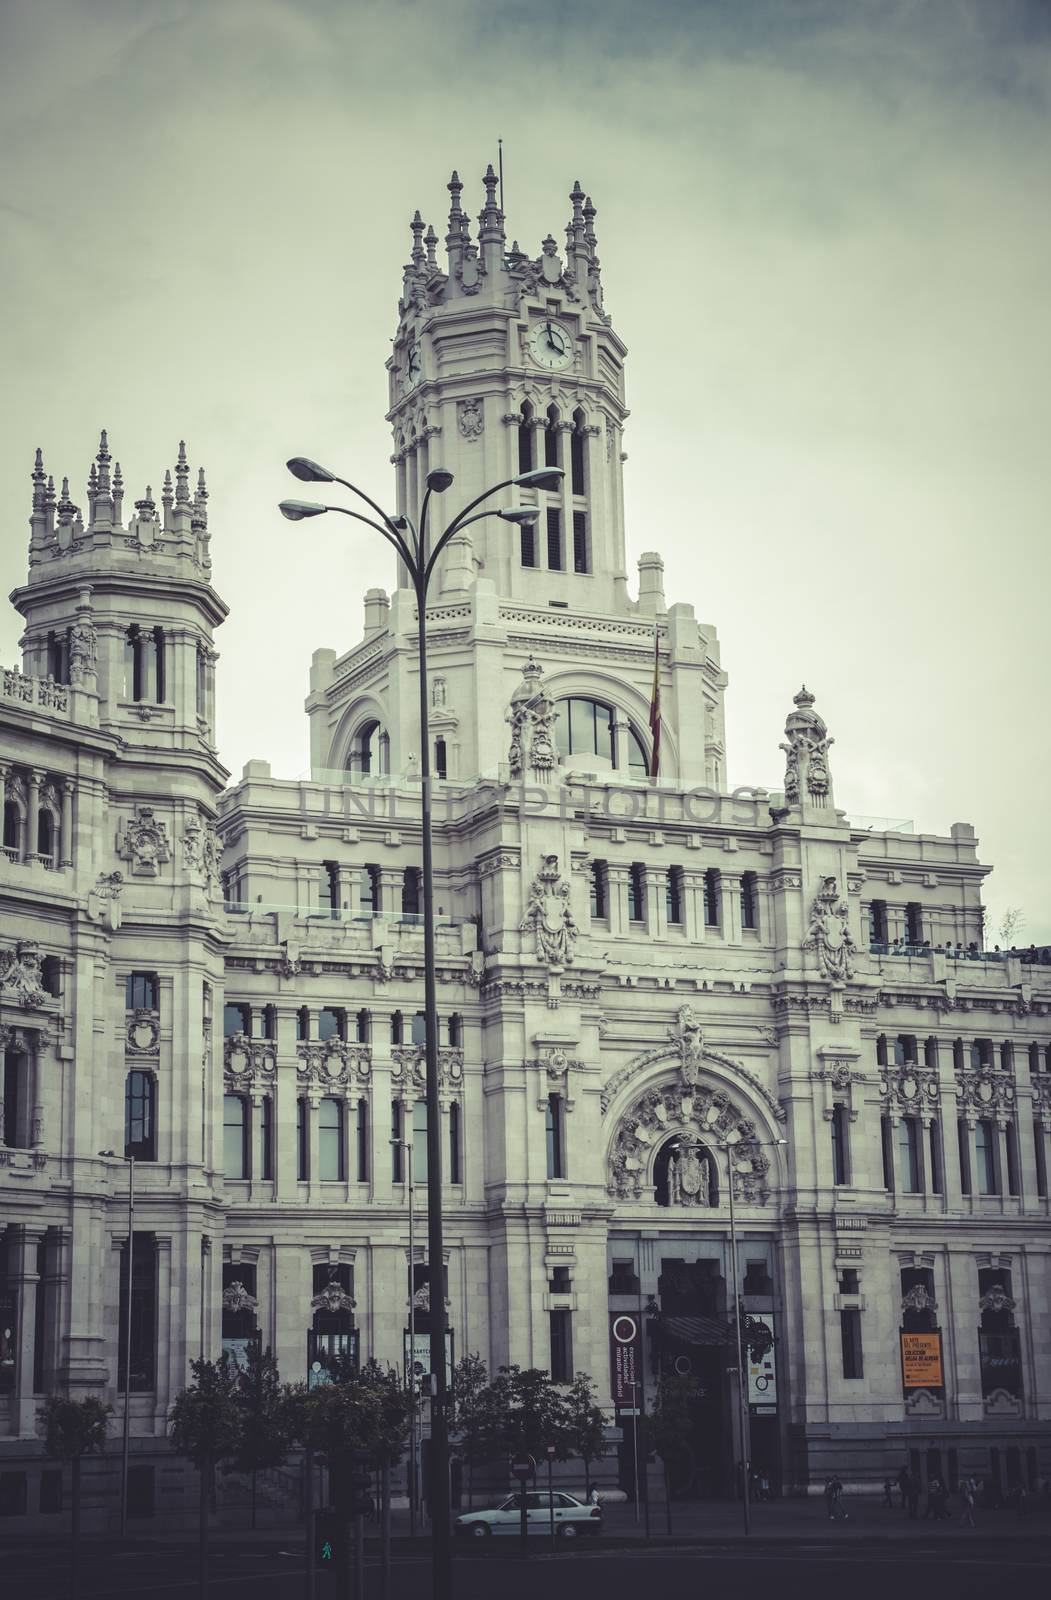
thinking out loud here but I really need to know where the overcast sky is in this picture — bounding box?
[2,0,1048,940]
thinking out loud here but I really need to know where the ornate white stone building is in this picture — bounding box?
[1,168,1049,1526]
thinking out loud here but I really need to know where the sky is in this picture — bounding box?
[1,0,1049,940]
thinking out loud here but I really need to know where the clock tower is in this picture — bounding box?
[387,168,632,613]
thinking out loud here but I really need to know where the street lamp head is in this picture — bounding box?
[497,506,538,525]
[279,499,328,521]
[287,456,335,483]
[426,468,454,493]
[514,467,565,492]
[98,1149,115,1157]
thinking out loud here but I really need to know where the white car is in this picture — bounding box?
[455,1489,602,1538]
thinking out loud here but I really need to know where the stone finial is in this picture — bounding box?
[175,440,190,504]
[583,194,597,249]
[410,208,425,267]
[570,178,585,224]
[192,466,208,531]
[780,684,835,808]
[135,484,156,516]
[447,169,463,222]
[112,460,124,521]
[57,476,76,526]
[95,429,111,493]
[424,223,438,269]
[44,474,55,509]
[31,447,47,508]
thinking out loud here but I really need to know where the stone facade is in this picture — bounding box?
[1,172,1049,1527]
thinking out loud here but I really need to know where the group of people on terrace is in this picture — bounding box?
[870,940,1051,964]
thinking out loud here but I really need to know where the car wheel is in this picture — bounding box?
[470,1523,492,1538]
[558,1523,579,1539]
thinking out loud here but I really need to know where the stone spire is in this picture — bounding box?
[424,223,438,271]
[780,685,835,809]
[478,161,505,275]
[161,468,174,532]
[445,169,465,273]
[175,440,191,505]
[112,460,124,525]
[410,209,426,269]
[89,431,114,533]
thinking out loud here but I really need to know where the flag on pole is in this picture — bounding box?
[648,623,661,778]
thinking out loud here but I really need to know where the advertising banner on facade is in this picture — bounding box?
[747,1313,777,1414]
[900,1331,943,1390]
[610,1312,643,1411]
[404,1329,454,1387]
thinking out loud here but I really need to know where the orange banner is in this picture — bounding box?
[901,1331,943,1389]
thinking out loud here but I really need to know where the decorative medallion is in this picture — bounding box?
[126,1009,160,1056]
[117,805,171,877]
[520,854,577,969]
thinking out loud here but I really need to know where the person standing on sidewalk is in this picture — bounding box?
[960,1477,976,1528]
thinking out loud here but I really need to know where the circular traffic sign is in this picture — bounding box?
[611,1315,638,1345]
[510,1453,536,1479]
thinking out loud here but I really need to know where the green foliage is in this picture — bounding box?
[451,1354,498,1467]
[563,1373,608,1472]
[230,1344,291,1478]
[169,1356,243,1470]
[37,1395,112,1460]
[294,1360,411,1468]
[647,1373,699,1468]
[488,1365,571,1460]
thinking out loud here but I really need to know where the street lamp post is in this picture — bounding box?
[281,455,563,1600]
[392,1134,418,1537]
[100,1150,134,1536]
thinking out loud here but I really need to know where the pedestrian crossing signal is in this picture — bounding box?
[314,1511,343,1566]
[321,1540,333,1562]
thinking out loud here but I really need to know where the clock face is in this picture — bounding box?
[528,319,573,371]
[402,341,422,392]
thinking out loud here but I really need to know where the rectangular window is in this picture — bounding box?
[260,1006,276,1041]
[518,418,534,474]
[295,1097,308,1180]
[958,1117,972,1195]
[924,1036,939,1069]
[356,1009,370,1044]
[666,867,683,926]
[361,864,381,913]
[296,1006,309,1042]
[546,507,563,571]
[257,1096,273,1181]
[549,1309,573,1384]
[546,1093,565,1180]
[0,1473,28,1516]
[1035,1120,1047,1199]
[976,1118,998,1195]
[570,429,585,496]
[929,1119,942,1195]
[223,1002,250,1038]
[118,1233,156,1392]
[318,1007,345,1043]
[628,863,645,923]
[411,1012,427,1046]
[881,1114,894,1191]
[703,869,720,928]
[318,1098,345,1181]
[391,1101,403,1182]
[323,859,339,911]
[831,1104,850,1186]
[356,1098,368,1182]
[402,867,421,915]
[449,1100,461,1184]
[589,860,607,919]
[33,1237,47,1393]
[124,1071,156,1162]
[868,900,889,943]
[223,1094,249,1179]
[898,1117,921,1193]
[520,522,537,568]
[1005,1120,1020,1196]
[412,1099,428,1185]
[544,424,559,469]
[905,902,924,943]
[126,972,158,1011]
[572,511,589,573]
[840,1309,864,1379]
[740,872,758,931]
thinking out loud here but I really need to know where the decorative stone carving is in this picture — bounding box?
[225,1035,278,1086]
[117,806,171,876]
[0,941,46,1008]
[977,1282,1016,1316]
[311,1280,356,1316]
[432,676,447,707]
[521,854,577,969]
[669,1005,703,1086]
[1031,1077,1051,1116]
[274,953,300,980]
[457,397,484,440]
[390,1045,463,1088]
[804,877,856,982]
[667,1144,712,1207]
[221,1280,258,1314]
[126,1010,160,1056]
[955,1067,1015,1112]
[901,1283,937,1317]
[296,1041,371,1088]
[506,656,559,780]
[880,1064,939,1110]
[780,685,834,806]
[183,812,222,895]
[93,871,123,900]
[608,1080,770,1204]
[68,617,98,683]
[601,1029,785,1126]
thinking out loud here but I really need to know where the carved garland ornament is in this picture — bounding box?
[608,1080,770,1205]
[390,1046,463,1089]
[955,1067,1015,1112]
[0,941,47,1009]
[880,1064,940,1111]
[225,1035,278,1086]
[296,1041,371,1088]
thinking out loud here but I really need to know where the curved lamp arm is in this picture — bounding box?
[423,507,534,589]
[325,504,417,571]
[328,472,407,545]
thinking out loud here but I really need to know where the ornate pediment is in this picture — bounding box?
[601,1009,784,1128]
[608,1079,771,1205]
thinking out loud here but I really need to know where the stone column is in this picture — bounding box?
[27,769,41,858]
[12,1224,47,1435]
[0,764,7,846]
[380,868,405,919]
[646,864,666,939]
[276,1008,300,1201]
[722,872,742,945]
[606,865,629,937]
[59,779,74,867]
[682,868,705,942]
[611,715,632,775]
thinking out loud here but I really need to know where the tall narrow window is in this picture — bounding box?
[740,872,758,931]
[840,1309,863,1379]
[124,1072,156,1162]
[868,900,889,943]
[411,1012,427,1046]
[118,1233,156,1392]
[412,1099,428,1184]
[518,403,534,473]
[549,1309,573,1383]
[520,521,537,568]
[324,860,339,912]
[703,869,720,928]
[390,1011,403,1045]
[126,973,159,1011]
[319,1007,345,1042]
[391,1101,403,1182]
[402,868,421,916]
[356,1098,368,1182]
[361,864,381,913]
[590,860,608,919]
[666,867,683,925]
[447,1014,462,1047]
[257,1096,273,1180]
[924,1037,939,1069]
[297,1097,309,1180]
[356,1009,370,1043]
[546,507,563,571]
[958,1117,972,1195]
[449,1100,461,1184]
[975,1118,997,1195]
[224,1002,250,1038]
[546,1093,565,1180]
[223,1095,249,1179]
[296,1006,310,1042]
[929,1119,942,1194]
[125,625,144,702]
[1005,1120,1020,1196]
[434,738,447,781]
[572,511,589,574]
[1035,1120,1047,1199]
[318,1098,345,1181]
[544,408,560,469]
[898,1117,921,1193]
[570,417,586,496]
[46,628,69,683]
[152,627,165,704]
[831,1104,850,1186]
[905,902,923,943]
[881,1114,894,1190]
[628,863,646,923]
[260,1006,276,1041]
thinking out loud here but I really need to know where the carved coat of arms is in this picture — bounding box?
[521,855,578,969]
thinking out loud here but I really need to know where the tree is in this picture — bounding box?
[563,1373,607,1500]
[489,1365,570,1463]
[229,1343,290,1529]
[169,1356,242,1597]
[998,906,1025,948]
[451,1353,496,1507]
[38,1394,111,1600]
[648,1373,699,1529]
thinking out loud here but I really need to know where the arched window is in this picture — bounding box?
[570,408,587,497]
[518,401,534,474]
[46,629,69,684]
[554,697,648,775]
[544,404,561,469]
[37,809,55,864]
[346,719,390,778]
[125,1071,157,1161]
